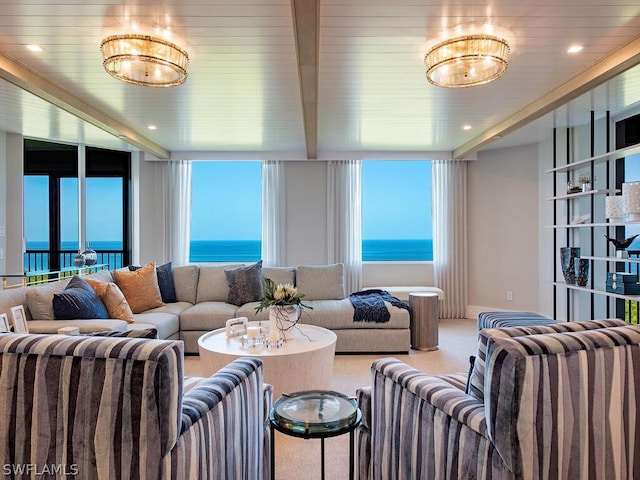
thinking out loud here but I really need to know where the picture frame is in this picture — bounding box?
[9,305,28,334]
[0,313,9,333]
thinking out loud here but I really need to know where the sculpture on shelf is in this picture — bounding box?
[560,247,580,285]
[605,234,640,259]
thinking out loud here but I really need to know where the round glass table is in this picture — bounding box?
[269,390,362,480]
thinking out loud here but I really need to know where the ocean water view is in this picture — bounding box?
[189,239,433,262]
[25,238,434,268]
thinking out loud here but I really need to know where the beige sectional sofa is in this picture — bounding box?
[0,262,411,354]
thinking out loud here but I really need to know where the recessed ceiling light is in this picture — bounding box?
[567,45,583,54]
[148,125,157,130]
[26,44,43,52]
[463,125,472,131]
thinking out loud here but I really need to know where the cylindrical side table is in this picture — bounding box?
[408,292,439,351]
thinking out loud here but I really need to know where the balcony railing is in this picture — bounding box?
[24,249,125,273]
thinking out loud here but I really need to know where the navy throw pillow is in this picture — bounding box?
[156,262,178,303]
[53,276,109,320]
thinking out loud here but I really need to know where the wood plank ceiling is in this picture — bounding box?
[0,0,639,160]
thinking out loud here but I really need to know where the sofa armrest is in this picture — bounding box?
[372,357,486,435]
[367,357,509,479]
[173,357,267,480]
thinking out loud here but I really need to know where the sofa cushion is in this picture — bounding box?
[131,311,180,339]
[25,279,71,320]
[179,302,239,331]
[85,279,135,323]
[112,262,164,314]
[196,264,242,303]
[295,263,345,300]
[173,265,200,304]
[225,261,264,306]
[53,276,109,320]
[302,299,409,329]
[262,266,295,286]
[468,318,628,403]
[156,262,178,303]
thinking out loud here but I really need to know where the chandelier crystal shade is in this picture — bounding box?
[424,34,510,88]
[100,34,189,87]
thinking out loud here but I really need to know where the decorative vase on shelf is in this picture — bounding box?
[574,258,589,287]
[560,247,580,285]
[269,306,300,341]
[581,182,591,192]
[82,244,97,266]
[73,251,85,268]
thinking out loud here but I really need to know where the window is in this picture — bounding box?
[361,160,433,261]
[23,140,130,272]
[190,161,262,262]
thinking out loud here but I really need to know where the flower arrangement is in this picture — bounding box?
[254,277,311,314]
[578,172,594,185]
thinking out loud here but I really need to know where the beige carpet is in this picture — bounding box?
[184,317,478,479]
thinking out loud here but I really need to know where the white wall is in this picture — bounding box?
[284,161,328,266]
[467,143,540,317]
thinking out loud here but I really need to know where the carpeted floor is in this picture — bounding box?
[184,317,478,479]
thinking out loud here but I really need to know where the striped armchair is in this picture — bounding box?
[356,319,640,479]
[0,333,271,480]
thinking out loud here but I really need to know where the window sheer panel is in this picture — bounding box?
[433,160,468,318]
[164,161,192,266]
[327,160,362,295]
[262,161,286,266]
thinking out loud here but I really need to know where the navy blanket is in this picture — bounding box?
[349,289,410,323]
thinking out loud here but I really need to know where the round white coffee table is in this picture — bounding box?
[198,324,337,398]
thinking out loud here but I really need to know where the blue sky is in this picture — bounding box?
[190,160,433,241]
[24,176,123,245]
[25,160,433,245]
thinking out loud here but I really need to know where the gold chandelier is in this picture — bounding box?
[100,34,189,87]
[424,34,510,88]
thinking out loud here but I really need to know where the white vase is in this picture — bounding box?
[269,306,299,341]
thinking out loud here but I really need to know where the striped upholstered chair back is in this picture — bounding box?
[483,324,640,479]
[0,333,183,479]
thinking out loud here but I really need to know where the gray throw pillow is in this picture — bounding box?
[225,261,264,306]
[295,263,345,300]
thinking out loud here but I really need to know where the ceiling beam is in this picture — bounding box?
[290,0,320,160]
[0,52,170,159]
[454,35,640,159]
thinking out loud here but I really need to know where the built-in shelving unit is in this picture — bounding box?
[549,112,640,322]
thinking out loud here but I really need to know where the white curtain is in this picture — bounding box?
[163,160,192,266]
[433,160,468,318]
[262,161,286,266]
[327,160,362,295]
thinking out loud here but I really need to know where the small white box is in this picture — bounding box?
[57,326,80,335]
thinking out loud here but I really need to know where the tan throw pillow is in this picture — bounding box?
[85,279,135,323]
[112,262,164,314]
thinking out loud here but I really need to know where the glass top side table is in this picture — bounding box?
[269,390,362,479]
